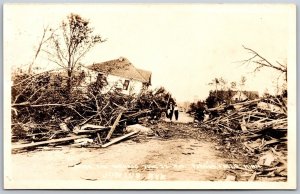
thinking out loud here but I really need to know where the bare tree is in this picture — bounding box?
[45,13,106,97]
[218,77,228,90]
[241,45,287,82]
[28,26,54,74]
[208,77,228,92]
[230,81,237,90]
[208,78,220,92]
[239,76,246,90]
[238,76,246,99]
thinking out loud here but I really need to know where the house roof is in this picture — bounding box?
[87,57,151,84]
[210,90,259,100]
[137,68,151,85]
[231,90,259,99]
[231,91,248,99]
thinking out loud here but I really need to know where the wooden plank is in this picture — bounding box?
[264,139,281,146]
[232,99,261,106]
[102,130,139,148]
[208,105,225,112]
[74,128,110,135]
[12,135,89,151]
[80,124,108,130]
[105,112,123,141]
[73,124,110,135]
[124,109,151,119]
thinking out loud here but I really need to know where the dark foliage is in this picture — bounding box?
[188,101,207,122]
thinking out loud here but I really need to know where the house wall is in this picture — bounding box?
[231,91,248,102]
[105,75,144,95]
[84,69,144,95]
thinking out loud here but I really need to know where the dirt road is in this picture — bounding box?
[10,113,236,182]
[11,137,229,182]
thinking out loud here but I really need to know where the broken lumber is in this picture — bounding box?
[105,111,123,142]
[124,109,151,119]
[81,124,109,130]
[59,122,70,132]
[102,130,140,148]
[200,97,287,181]
[73,124,110,135]
[12,135,89,151]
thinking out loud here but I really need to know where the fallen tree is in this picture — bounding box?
[11,70,175,149]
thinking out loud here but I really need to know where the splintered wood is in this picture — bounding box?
[203,97,287,181]
[105,111,123,142]
[11,79,174,150]
[12,135,89,151]
[101,130,140,148]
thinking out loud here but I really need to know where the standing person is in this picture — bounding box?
[168,102,174,121]
[174,104,179,121]
[167,108,171,119]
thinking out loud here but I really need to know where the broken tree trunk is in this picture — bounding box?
[12,135,89,151]
[105,111,123,142]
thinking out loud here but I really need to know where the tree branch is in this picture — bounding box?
[242,45,287,73]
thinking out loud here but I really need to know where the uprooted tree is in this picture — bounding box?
[45,13,106,98]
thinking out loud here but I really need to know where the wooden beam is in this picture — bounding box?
[124,109,151,119]
[102,130,139,148]
[105,112,123,142]
[73,124,110,135]
[12,135,89,151]
[73,128,110,135]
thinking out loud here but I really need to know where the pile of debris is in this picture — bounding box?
[201,97,287,181]
[11,71,174,152]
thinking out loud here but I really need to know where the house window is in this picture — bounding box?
[142,83,149,91]
[123,80,130,90]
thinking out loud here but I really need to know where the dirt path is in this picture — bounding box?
[11,138,227,182]
[10,116,234,182]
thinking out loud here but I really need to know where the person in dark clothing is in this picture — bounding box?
[168,102,174,121]
[174,104,179,121]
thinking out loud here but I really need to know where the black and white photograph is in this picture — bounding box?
[3,3,296,189]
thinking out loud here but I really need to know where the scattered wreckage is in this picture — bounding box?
[201,96,287,181]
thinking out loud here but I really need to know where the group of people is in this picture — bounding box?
[167,102,179,121]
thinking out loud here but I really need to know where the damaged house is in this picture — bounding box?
[85,57,152,95]
[231,91,259,102]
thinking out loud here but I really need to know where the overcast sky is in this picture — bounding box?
[4,4,294,102]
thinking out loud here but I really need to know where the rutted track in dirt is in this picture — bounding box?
[10,121,234,182]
